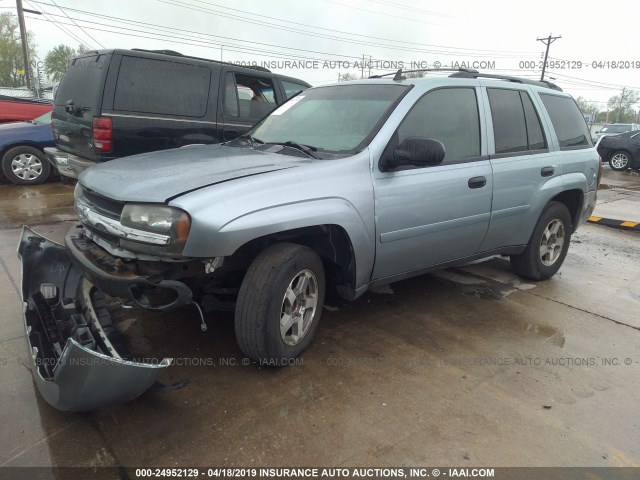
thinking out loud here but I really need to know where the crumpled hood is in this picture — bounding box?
[79,144,311,203]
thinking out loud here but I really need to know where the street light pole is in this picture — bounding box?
[16,0,31,90]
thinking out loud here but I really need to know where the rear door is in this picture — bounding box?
[218,70,281,141]
[52,53,110,160]
[479,86,562,251]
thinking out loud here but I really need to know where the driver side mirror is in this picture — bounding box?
[382,137,445,170]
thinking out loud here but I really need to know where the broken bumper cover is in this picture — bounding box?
[18,226,171,412]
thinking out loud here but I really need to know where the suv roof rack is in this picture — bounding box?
[369,68,562,91]
[132,48,184,56]
[129,48,271,73]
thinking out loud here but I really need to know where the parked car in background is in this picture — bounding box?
[593,123,639,144]
[0,95,52,124]
[20,70,599,411]
[597,130,640,171]
[46,48,311,179]
[0,111,55,184]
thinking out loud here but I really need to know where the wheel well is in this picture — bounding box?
[0,142,45,160]
[230,225,356,294]
[550,189,582,232]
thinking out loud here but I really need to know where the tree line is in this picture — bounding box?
[1,12,85,90]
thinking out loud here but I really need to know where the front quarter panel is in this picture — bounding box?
[170,151,376,288]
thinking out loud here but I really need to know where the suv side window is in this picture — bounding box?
[394,87,480,163]
[282,80,308,99]
[488,88,548,154]
[521,92,547,150]
[539,94,592,149]
[223,72,278,121]
[114,56,211,117]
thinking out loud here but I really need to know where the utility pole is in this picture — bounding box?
[16,0,31,91]
[536,34,561,81]
[616,87,626,123]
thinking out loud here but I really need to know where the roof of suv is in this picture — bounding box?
[332,68,563,92]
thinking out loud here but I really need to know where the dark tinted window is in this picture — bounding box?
[223,73,277,121]
[55,54,106,109]
[282,80,308,99]
[396,88,480,162]
[540,94,592,149]
[114,56,211,117]
[521,92,547,150]
[488,88,527,154]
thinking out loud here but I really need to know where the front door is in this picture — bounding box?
[372,87,493,280]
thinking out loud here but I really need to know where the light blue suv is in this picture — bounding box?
[19,69,599,410]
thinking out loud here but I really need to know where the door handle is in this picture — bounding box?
[468,176,487,189]
[541,166,555,177]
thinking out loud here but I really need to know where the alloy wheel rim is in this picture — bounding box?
[11,153,43,181]
[611,153,629,169]
[539,219,565,266]
[280,269,318,346]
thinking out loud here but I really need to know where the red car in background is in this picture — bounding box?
[0,95,52,124]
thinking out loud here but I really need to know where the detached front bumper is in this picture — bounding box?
[18,226,171,411]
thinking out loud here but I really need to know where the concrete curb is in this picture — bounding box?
[588,216,640,232]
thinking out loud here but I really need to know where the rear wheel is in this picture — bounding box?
[609,151,630,171]
[1,146,50,185]
[510,201,572,281]
[235,243,325,364]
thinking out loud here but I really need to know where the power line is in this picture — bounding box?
[150,0,534,58]
[25,0,89,49]
[50,0,103,48]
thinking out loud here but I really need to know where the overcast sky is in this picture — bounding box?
[3,0,639,109]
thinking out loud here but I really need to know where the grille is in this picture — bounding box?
[80,187,125,220]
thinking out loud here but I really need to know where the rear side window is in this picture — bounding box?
[488,89,527,154]
[223,72,277,121]
[395,87,480,162]
[55,54,106,109]
[282,80,308,99]
[539,94,592,149]
[488,89,548,154]
[114,56,211,117]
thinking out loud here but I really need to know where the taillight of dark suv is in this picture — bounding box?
[92,117,113,153]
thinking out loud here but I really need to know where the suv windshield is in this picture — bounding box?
[249,84,410,155]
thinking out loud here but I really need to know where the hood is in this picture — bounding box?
[79,144,314,203]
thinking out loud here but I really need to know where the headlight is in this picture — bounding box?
[121,204,191,252]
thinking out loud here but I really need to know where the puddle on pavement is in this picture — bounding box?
[0,182,76,229]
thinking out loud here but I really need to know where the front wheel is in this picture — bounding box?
[510,201,572,281]
[235,243,325,364]
[1,146,50,185]
[609,151,630,171]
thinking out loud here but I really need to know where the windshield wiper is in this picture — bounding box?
[270,141,320,159]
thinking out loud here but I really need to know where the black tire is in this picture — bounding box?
[608,150,631,171]
[1,146,50,185]
[510,201,572,281]
[235,242,325,365]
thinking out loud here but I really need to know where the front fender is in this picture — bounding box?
[185,197,375,289]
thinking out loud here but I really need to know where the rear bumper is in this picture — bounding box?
[18,226,171,411]
[44,147,97,179]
